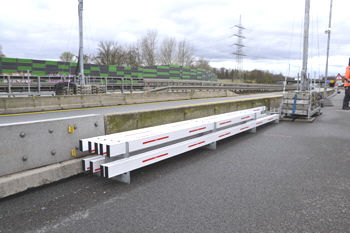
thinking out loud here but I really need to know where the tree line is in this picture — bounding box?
[57,29,289,84]
[60,29,205,68]
[211,68,289,84]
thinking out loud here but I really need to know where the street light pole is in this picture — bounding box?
[324,0,333,98]
[78,0,85,85]
[301,0,310,92]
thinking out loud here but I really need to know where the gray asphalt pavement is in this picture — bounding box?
[1,91,350,233]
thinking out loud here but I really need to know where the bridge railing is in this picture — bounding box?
[0,75,296,96]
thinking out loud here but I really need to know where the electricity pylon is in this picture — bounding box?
[232,15,246,81]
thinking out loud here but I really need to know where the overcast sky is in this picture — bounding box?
[1,0,350,78]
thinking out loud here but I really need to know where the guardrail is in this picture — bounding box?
[144,85,295,93]
[0,75,296,96]
[80,106,279,183]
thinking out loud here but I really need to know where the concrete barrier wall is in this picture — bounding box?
[33,96,61,111]
[0,115,105,177]
[125,92,191,104]
[0,91,239,114]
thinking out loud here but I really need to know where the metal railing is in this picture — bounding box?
[0,75,296,96]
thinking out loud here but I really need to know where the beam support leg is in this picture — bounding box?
[205,142,217,150]
[111,172,130,184]
[249,127,257,133]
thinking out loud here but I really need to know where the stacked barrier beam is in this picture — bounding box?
[80,107,279,183]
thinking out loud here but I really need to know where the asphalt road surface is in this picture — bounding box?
[1,92,350,233]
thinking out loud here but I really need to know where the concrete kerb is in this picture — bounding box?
[58,95,84,109]
[124,92,191,104]
[1,97,35,113]
[33,96,60,111]
[0,98,5,110]
[190,91,229,99]
[80,95,102,108]
[100,94,126,106]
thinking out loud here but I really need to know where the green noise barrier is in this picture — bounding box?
[0,57,217,81]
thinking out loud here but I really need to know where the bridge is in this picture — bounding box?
[1,88,349,232]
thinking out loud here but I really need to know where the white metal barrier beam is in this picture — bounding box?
[100,114,279,179]
[79,107,266,153]
[80,107,278,182]
[82,107,265,157]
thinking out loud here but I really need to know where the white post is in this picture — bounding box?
[78,0,85,85]
[27,70,31,93]
[301,0,310,92]
[324,0,333,99]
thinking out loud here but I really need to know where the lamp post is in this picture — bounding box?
[78,0,85,85]
[324,0,333,98]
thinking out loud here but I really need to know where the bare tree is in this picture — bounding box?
[74,53,94,65]
[159,36,177,65]
[125,43,143,67]
[140,29,158,66]
[194,58,212,71]
[0,45,6,57]
[176,39,196,67]
[83,54,94,64]
[59,52,75,62]
[94,41,125,65]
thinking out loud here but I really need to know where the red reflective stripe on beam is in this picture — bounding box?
[240,126,249,130]
[219,132,231,137]
[256,122,263,125]
[188,141,206,148]
[268,118,274,121]
[189,127,206,133]
[94,168,100,172]
[220,121,232,125]
[142,153,169,163]
[91,150,95,152]
[156,153,168,159]
[143,136,169,144]
[241,116,250,120]
[143,139,156,144]
[87,167,90,170]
